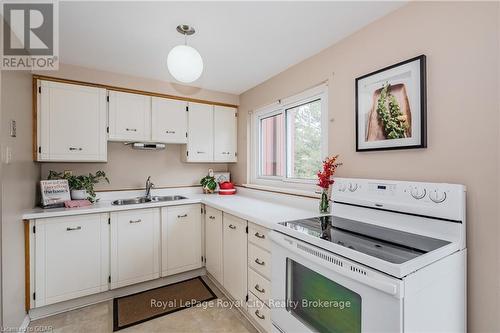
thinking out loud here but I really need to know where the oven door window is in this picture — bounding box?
[286,259,362,333]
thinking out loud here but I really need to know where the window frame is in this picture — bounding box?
[249,84,328,192]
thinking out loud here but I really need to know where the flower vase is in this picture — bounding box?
[319,188,331,214]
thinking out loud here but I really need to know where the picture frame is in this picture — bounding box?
[355,55,427,152]
[40,179,71,208]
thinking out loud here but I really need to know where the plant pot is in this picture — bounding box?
[71,189,88,200]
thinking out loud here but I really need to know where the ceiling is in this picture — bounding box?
[59,1,406,94]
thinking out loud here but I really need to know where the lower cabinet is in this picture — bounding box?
[110,208,160,289]
[222,213,248,303]
[247,222,272,333]
[33,213,109,307]
[161,204,202,276]
[205,206,224,284]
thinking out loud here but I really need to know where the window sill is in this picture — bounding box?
[242,183,321,199]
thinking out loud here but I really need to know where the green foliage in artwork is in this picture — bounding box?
[376,83,408,139]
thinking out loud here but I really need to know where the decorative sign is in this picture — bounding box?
[40,179,70,208]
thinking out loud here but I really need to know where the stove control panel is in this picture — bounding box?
[332,177,466,221]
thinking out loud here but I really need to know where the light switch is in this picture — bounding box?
[10,120,16,137]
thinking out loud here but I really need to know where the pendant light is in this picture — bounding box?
[167,25,204,83]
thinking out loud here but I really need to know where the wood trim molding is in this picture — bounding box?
[32,75,239,108]
[237,184,320,199]
[24,220,31,312]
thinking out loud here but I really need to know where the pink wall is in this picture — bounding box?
[232,2,500,331]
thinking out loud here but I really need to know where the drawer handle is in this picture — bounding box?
[66,226,82,231]
[129,219,142,223]
[126,128,137,132]
[254,258,265,266]
[229,224,236,230]
[69,147,83,151]
[254,232,265,239]
[177,214,188,218]
[165,130,176,134]
[196,151,206,154]
[254,284,265,293]
[209,216,216,220]
[255,310,265,320]
[222,152,231,155]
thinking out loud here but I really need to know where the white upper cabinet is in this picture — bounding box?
[214,106,237,162]
[37,80,107,162]
[151,97,188,144]
[184,102,214,162]
[183,103,238,163]
[108,90,151,142]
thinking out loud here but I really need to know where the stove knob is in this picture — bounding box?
[410,186,426,199]
[429,189,447,203]
[348,183,358,192]
[337,183,346,192]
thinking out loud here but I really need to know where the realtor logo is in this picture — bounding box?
[1,1,58,70]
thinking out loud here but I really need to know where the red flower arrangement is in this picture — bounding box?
[317,155,342,189]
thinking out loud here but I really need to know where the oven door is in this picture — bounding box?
[270,232,404,333]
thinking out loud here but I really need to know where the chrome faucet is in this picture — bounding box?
[145,176,154,200]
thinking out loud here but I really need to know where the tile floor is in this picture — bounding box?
[29,276,258,333]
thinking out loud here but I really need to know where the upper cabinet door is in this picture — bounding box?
[108,91,151,142]
[38,80,107,162]
[151,97,188,144]
[186,102,214,162]
[214,106,237,162]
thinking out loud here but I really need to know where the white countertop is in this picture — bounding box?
[22,188,322,229]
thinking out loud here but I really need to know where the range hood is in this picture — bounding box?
[127,142,166,150]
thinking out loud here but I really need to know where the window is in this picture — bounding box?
[251,85,328,191]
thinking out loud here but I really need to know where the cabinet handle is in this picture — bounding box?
[255,310,265,320]
[254,232,265,239]
[69,147,83,151]
[254,258,265,266]
[165,130,176,134]
[209,216,216,220]
[125,128,137,132]
[228,224,236,230]
[129,219,142,223]
[254,284,265,293]
[196,151,206,154]
[66,226,82,231]
[177,214,188,218]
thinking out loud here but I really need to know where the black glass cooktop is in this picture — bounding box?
[279,216,450,264]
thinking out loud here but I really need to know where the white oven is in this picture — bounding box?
[269,177,466,333]
[270,232,403,333]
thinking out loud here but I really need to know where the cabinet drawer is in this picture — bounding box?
[248,293,272,333]
[248,222,270,251]
[248,268,271,306]
[248,242,271,279]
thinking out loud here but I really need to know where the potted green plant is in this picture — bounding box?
[200,174,217,194]
[48,170,109,202]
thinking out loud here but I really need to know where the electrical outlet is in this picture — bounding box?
[63,170,73,177]
[2,146,12,164]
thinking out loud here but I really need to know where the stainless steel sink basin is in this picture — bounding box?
[112,195,187,205]
[151,195,187,202]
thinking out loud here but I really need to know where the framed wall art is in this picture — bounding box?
[355,55,427,152]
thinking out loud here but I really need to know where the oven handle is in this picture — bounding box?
[271,233,400,296]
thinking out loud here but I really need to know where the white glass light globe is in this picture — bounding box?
[167,45,203,83]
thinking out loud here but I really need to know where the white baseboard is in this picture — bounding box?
[29,268,205,320]
[19,315,30,331]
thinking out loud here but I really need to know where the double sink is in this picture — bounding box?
[112,195,187,206]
